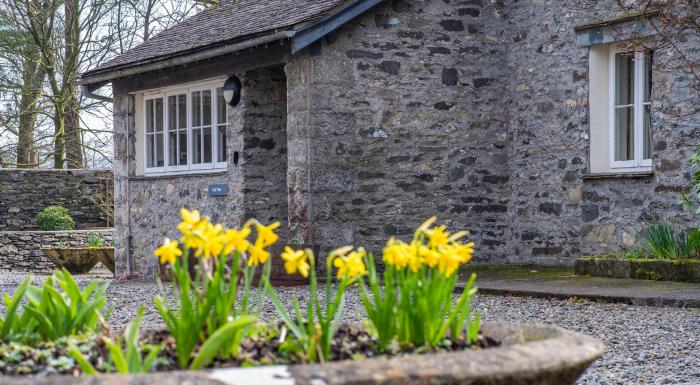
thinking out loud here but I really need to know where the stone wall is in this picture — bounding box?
[286,0,513,262]
[0,169,112,231]
[283,0,700,265]
[109,0,700,278]
[0,229,113,272]
[243,66,289,241]
[504,0,698,262]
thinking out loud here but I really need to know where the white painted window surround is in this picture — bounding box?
[589,44,653,174]
[137,77,228,176]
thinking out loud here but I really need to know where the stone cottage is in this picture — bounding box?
[79,0,699,279]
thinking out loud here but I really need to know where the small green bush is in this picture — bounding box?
[35,206,76,231]
[623,249,646,260]
[87,234,107,248]
[641,220,698,259]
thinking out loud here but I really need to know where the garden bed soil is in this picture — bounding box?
[575,255,700,283]
[0,323,499,376]
[0,322,603,385]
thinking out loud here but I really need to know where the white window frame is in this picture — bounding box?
[143,93,166,174]
[608,47,652,171]
[142,77,228,176]
[214,87,228,169]
[164,89,189,173]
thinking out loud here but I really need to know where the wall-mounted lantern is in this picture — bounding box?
[223,75,242,106]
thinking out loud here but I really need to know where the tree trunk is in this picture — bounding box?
[64,91,82,168]
[16,50,45,168]
[53,105,65,169]
[62,0,82,169]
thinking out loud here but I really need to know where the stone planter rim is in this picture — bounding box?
[0,322,604,385]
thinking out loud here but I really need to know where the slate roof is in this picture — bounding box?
[84,0,348,76]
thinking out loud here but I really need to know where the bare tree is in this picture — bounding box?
[0,0,206,169]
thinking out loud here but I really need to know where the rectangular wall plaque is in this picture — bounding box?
[208,184,229,197]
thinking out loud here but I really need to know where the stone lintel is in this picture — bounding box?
[574,11,658,47]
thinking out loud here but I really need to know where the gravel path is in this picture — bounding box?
[1,272,699,384]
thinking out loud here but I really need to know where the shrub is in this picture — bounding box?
[0,269,108,343]
[623,249,646,260]
[35,206,75,231]
[69,306,162,375]
[641,220,697,259]
[86,234,107,248]
[24,269,108,341]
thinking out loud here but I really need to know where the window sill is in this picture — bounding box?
[131,170,227,181]
[581,171,654,180]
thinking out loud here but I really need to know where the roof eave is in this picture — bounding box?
[78,30,295,87]
[78,0,386,88]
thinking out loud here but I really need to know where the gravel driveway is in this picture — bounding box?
[1,271,698,385]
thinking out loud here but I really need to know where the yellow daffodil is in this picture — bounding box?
[419,244,441,268]
[223,226,251,255]
[437,250,462,277]
[255,221,280,248]
[154,238,182,265]
[454,242,475,263]
[333,247,367,279]
[329,245,354,259]
[177,208,203,235]
[247,240,270,266]
[425,225,450,248]
[193,222,224,259]
[383,238,411,268]
[416,216,437,236]
[281,246,310,278]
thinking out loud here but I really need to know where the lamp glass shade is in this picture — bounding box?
[223,75,241,106]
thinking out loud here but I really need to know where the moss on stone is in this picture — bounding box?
[460,264,576,281]
[576,255,700,283]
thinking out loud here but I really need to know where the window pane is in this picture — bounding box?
[147,135,154,168]
[146,100,154,133]
[202,90,211,126]
[169,132,177,166]
[168,96,176,131]
[614,107,634,161]
[168,96,177,166]
[193,128,202,164]
[644,51,653,103]
[643,105,652,160]
[178,94,187,129]
[218,125,227,163]
[179,131,188,165]
[217,88,226,124]
[203,126,212,163]
[155,98,163,133]
[192,91,201,127]
[156,131,164,167]
[614,52,634,106]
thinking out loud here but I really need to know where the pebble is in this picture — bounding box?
[1,272,698,384]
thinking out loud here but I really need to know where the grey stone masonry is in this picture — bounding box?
[0,229,113,272]
[106,0,700,278]
[0,169,112,231]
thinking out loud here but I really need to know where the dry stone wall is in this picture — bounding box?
[0,169,112,231]
[0,229,113,272]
